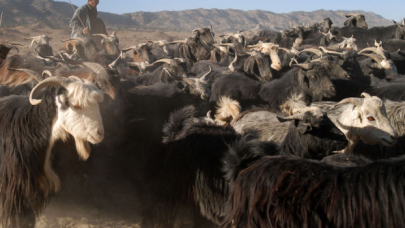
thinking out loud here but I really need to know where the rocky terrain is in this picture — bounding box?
[0,0,393,32]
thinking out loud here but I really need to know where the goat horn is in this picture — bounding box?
[247,44,262,48]
[37,52,61,62]
[93,34,109,39]
[7,68,46,82]
[289,57,299,67]
[61,37,85,43]
[206,111,212,119]
[121,46,139,52]
[174,57,186,63]
[319,46,343,55]
[0,12,3,28]
[111,30,117,37]
[392,20,403,28]
[108,52,123,70]
[219,43,235,47]
[335,97,363,107]
[25,36,40,40]
[163,67,195,85]
[278,47,291,53]
[200,66,212,81]
[29,77,72,105]
[338,13,352,18]
[299,48,323,56]
[359,47,378,54]
[128,62,143,66]
[58,51,82,65]
[294,63,313,70]
[42,70,53,78]
[276,113,305,122]
[358,53,382,64]
[150,59,173,65]
[361,92,372,98]
[168,40,187,44]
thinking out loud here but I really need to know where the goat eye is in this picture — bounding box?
[73,105,82,110]
[367,117,375,121]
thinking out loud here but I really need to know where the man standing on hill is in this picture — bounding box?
[70,0,105,38]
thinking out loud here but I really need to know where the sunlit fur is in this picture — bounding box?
[0,79,104,227]
[279,93,307,115]
[215,96,241,126]
[53,81,104,160]
[328,97,396,154]
[223,154,405,228]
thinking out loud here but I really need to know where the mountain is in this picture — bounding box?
[0,0,393,32]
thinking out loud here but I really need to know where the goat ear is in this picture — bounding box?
[211,50,219,63]
[297,122,312,135]
[243,56,256,75]
[344,18,353,27]
[56,94,69,110]
[298,70,310,88]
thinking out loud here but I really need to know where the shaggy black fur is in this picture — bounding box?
[0,87,63,227]
[332,25,402,49]
[367,83,405,101]
[223,153,405,228]
[142,106,244,227]
[210,63,336,113]
[278,113,348,159]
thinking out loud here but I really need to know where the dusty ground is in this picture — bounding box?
[0,24,207,228]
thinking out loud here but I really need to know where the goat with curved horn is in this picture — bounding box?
[111,30,117,38]
[29,77,74,105]
[93,34,109,40]
[289,57,299,67]
[108,51,124,70]
[319,46,344,55]
[299,48,323,57]
[392,19,404,28]
[61,37,85,43]
[121,45,139,52]
[163,67,195,85]
[276,112,305,122]
[335,97,363,107]
[200,66,212,81]
[168,39,187,44]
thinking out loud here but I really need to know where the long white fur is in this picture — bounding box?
[215,96,241,126]
[44,79,105,193]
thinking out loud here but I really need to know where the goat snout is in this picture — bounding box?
[381,135,397,147]
[97,129,104,137]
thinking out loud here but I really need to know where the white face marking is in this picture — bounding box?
[52,80,105,160]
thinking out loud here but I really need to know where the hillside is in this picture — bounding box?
[0,0,393,32]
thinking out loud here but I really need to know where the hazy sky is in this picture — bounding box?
[62,0,405,22]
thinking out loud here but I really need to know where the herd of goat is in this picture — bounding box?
[2,12,405,227]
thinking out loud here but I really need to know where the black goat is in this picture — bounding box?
[0,76,104,227]
[142,104,347,227]
[210,62,336,112]
[223,153,405,228]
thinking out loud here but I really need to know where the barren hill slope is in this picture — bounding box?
[0,0,393,32]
